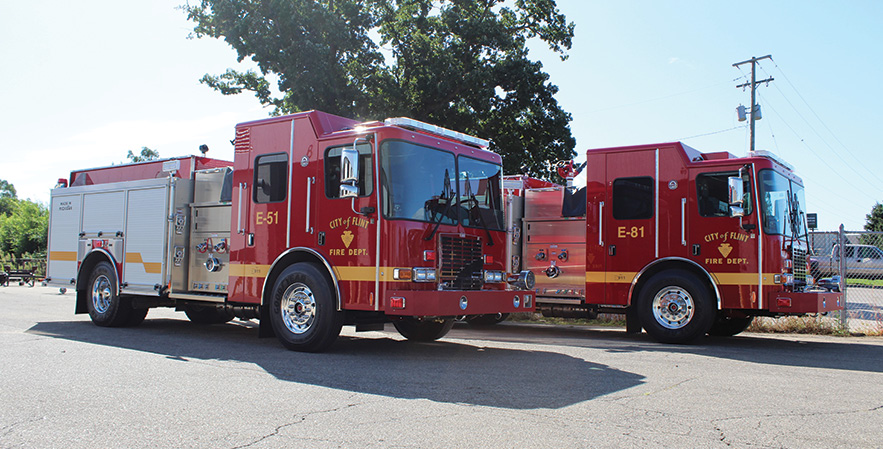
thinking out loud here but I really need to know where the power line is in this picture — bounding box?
[756,63,883,192]
[760,99,878,202]
[676,125,747,141]
[768,58,882,184]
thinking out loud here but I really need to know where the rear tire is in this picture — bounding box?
[637,270,715,344]
[708,314,753,337]
[86,261,132,327]
[269,263,343,352]
[184,304,234,325]
[394,317,455,341]
[466,313,509,326]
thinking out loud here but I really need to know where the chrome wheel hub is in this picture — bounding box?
[652,286,694,329]
[280,283,316,334]
[91,275,112,314]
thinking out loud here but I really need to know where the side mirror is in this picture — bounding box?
[339,146,360,199]
[727,176,745,218]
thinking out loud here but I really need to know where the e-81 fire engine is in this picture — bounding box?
[45,110,534,352]
[504,142,842,343]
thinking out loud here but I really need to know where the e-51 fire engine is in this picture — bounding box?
[504,142,842,343]
[45,110,534,352]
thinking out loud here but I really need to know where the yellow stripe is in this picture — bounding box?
[712,272,777,286]
[229,264,271,278]
[49,251,77,262]
[586,270,778,286]
[125,252,162,274]
[228,264,414,282]
[586,271,637,284]
[335,266,407,282]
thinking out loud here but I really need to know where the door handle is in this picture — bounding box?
[608,245,616,256]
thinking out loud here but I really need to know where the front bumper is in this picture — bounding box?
[384,289,534,316]
[767,291,843,314]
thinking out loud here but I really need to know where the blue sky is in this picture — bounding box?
[1,1,880,231]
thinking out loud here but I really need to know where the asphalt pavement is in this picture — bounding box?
[2,285,882,448]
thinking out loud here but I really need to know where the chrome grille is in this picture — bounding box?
[439,234,483,290]
[793,247,807,281]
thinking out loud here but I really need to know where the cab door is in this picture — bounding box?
[604,150,657,305]
[584,152,607,304]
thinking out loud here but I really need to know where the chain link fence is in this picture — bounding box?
[810,228,883,333]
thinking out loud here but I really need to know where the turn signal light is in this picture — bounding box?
[390,297,406,309]
[777,297,792,308]
[393,268,412,280]
[423,250,436,261]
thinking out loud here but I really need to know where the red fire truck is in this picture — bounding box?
[504,142,842,343]
[45,110,534,352]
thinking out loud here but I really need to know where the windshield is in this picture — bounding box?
[379,140,504,230]
[759,169,807,238]
[458,156,505,230]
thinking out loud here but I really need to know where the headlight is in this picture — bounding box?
[412,268,437,282]
[483,270,504,283]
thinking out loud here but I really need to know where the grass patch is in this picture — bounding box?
[747,315,848,336]
[845,278,883,288]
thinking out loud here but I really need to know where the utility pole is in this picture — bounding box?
[734,55,774,153]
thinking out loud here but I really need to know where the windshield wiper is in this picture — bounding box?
[424,169,455,241]
[462,173,494,246]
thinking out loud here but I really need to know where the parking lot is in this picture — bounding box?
[2,285,882,448]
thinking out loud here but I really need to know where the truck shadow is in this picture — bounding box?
[454,322,883,374]
[27,319,644,410]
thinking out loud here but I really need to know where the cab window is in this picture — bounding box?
[612,177,653,220]
[697,171,751,217]
[324,143,373,198]
[253,153,288,203]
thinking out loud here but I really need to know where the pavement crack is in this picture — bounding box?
[229,402,363,449]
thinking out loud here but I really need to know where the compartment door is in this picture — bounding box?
[604,150,657,305]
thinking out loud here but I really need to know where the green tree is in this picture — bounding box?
[864,202,883,232]
[0,199,48,258]
[182,0,576,176]
[861,202,883,248]
[0,179,16,217]
[127,147,160,163]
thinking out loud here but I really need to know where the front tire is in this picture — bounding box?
[637,270,715,344]
[87,261,132,327]
[269,263,343,352]
[394,317,455,341]
[708,314,753,337]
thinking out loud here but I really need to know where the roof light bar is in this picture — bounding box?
[750,150,794,172]
[384,117,490,148]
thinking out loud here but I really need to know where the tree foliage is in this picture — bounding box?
[127,147,160,163]
[182,0,576,176]
[864,203,883,232]
[0,179,16,217]
[0,180,48,258]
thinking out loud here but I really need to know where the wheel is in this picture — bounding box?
[86,261,133,327]
[637,270,715,344]
[708,313,753,337]
[394,317,455,341]
[126,307,149,327]
[59,288,67,294]
[184,304,234,324]
[466,313,509,326]
[269,263,343,352]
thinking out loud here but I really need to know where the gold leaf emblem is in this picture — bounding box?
[341,230,354,248]
[718,243,733,258]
